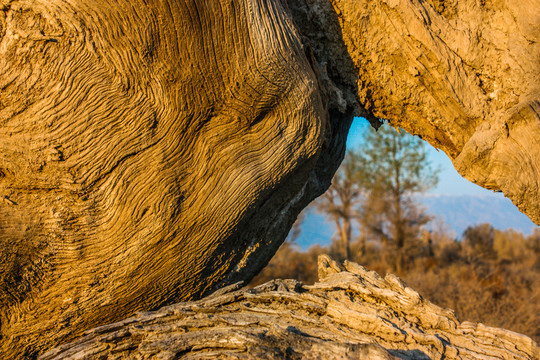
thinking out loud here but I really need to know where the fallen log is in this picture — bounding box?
[41,256,540,360]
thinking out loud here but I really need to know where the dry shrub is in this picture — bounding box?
[404,260,540,341]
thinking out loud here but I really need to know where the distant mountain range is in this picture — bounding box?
[420,194,537,237]
[294,194,539,250]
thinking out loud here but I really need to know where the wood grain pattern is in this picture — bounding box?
[0,1,349,357]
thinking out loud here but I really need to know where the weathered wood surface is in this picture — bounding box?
[0,0,538,358]
[0,1,349,356]
[290,0,540,223]
[41,256,540,360]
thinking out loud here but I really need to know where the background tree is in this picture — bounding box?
[316,122,439,271]
[357,123,439,272]
[314,151,364,260]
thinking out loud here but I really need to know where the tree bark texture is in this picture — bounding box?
[0,0,350,356]
[0,0,538,358]
[41,256,540,360]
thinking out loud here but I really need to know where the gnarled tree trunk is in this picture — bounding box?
[0,1,349,357]
[0,0,538,358]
